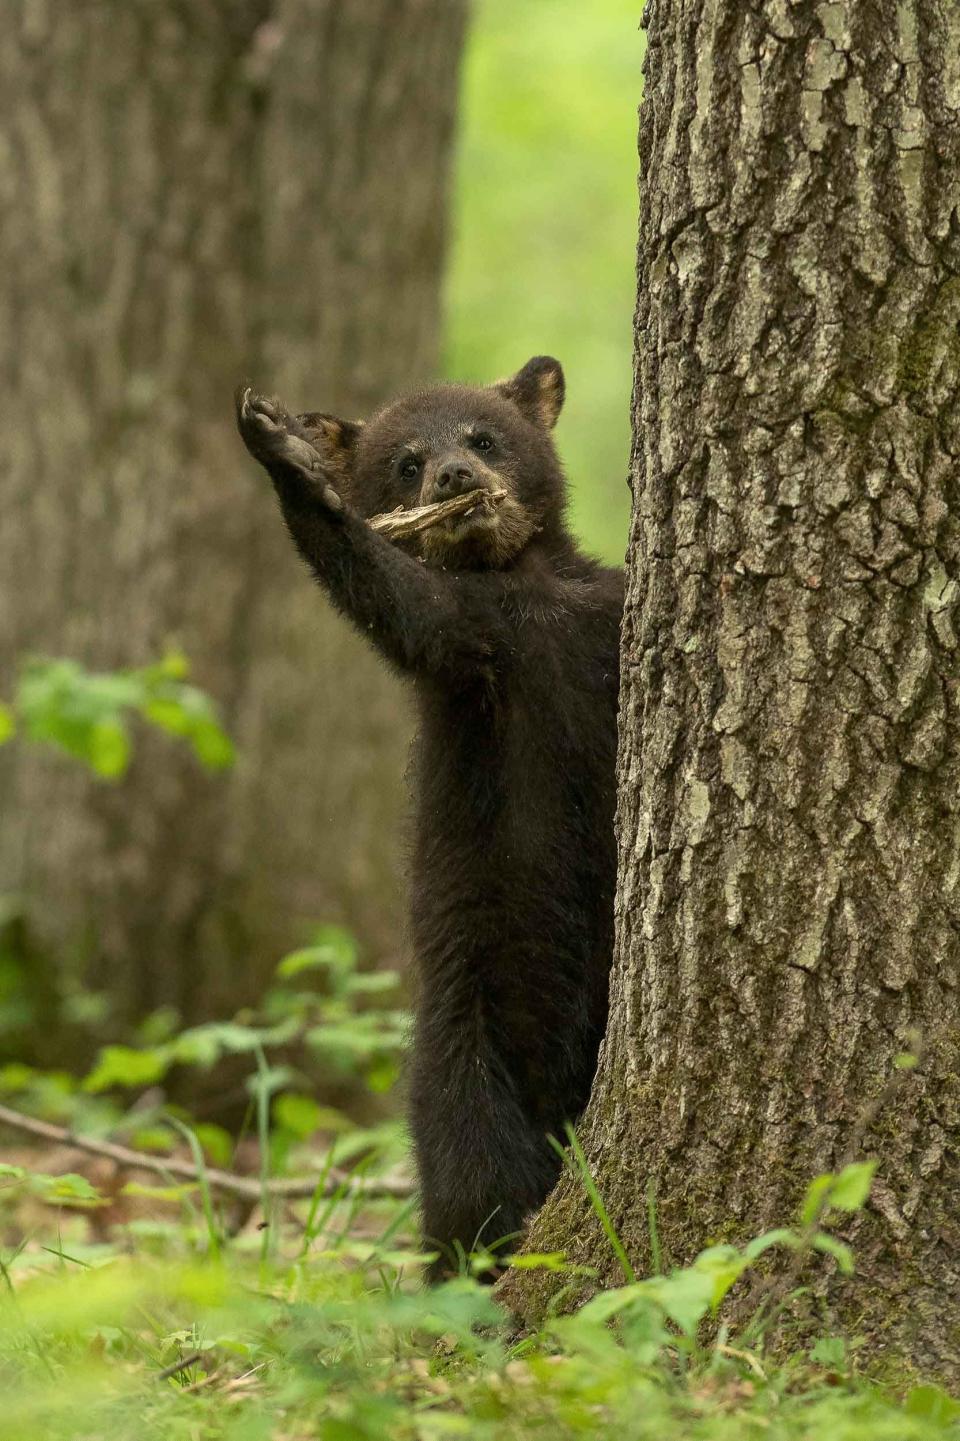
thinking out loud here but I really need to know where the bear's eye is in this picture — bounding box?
[470,433,494,454]
[399,457,421,480]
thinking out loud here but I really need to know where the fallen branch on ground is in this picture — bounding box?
[0,1101,413,1202]
[369,487,507,539]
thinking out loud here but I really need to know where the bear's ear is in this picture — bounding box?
[494,356,565,430]
[296,412,363,485]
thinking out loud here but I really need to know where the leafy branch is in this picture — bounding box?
[0,651,234,779]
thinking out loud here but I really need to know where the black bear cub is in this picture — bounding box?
[236,357,623,1278]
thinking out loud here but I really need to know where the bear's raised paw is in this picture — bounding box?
[235,385,344,512]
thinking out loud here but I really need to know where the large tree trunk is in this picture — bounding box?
[0,0,466,1052]
[502,0,960,1379]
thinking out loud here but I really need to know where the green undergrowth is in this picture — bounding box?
[2,1142,958,1439]
[1,949,953,1441]
[1,1011,955,1441]
[2,688,958,1436]
[3,663,957,1435]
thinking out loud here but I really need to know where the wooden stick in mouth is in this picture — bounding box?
[368,487,507,539]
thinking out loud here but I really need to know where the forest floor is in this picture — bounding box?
[1,1135,957,1441]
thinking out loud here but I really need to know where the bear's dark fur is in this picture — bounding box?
[236,357,623,1277]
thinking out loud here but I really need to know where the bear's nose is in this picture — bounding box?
[435,458,475,496]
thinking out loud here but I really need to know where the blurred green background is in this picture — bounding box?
[446,0,643,562]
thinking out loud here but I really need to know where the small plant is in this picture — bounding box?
[0,975,953,1441]
[1,924,410,1218]
[79,923,409,1122]
[0,651,234,779]
[532,1132,880,1373]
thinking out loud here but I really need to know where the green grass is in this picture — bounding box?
[2,953,956,1439]
[445,0,644,563]
[2,1201,958,1441]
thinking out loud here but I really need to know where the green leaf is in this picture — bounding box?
[44,1173,103,1205]
[0,703,15,744]
[135,1006,181,1046]
[800,1172,835,1225]
[344,970,400,995]
[14,654,233,779]
[171,1019,297,1068]
[193,1123,232,1168]
[810,1336,846,1369]
[812,1232,855,1274]
[141,691,234,772]
[205,1334,254,1359]
[121,1182,197,1203]
[744,1227,801,1260]
[83,1044,169,1092]
[905,1385,960,1422]
[507,1252,569,1271]
[649,1268,716,1336]
[246,1064,294,1101]
[273,1092,322,1139]
[140,696,192,736]
[306,1105,353,1133]
[365,1056,400,1094]
[129,1125,177,1153]
[690,1244,751,1311]
[576,1283,649,1325]
[305,1020,400,1066]
[0,1063,36,1093]
[277,926,359,982]
[158,649,190,681]
[176,1021,260,1058]
[276,946,337,980]
[188,718,235,770]
[828,1160,876,1212]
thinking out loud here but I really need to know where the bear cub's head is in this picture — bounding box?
[304,356,567,570]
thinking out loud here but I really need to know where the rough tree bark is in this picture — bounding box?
[0,0,466,1048]
[501,0,960,1379]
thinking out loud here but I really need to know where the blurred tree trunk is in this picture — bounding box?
[0,0,467,1053]
[501,0,960,1378]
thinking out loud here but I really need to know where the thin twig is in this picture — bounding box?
[157,1351,205,1381]
[181,1370,222,1393]
[0,1102,412,1202]
[369,488,507,539]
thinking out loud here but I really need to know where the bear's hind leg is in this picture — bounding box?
[410,1042,560,1282]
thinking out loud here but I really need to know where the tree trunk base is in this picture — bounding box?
[498,1055,960,1386]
